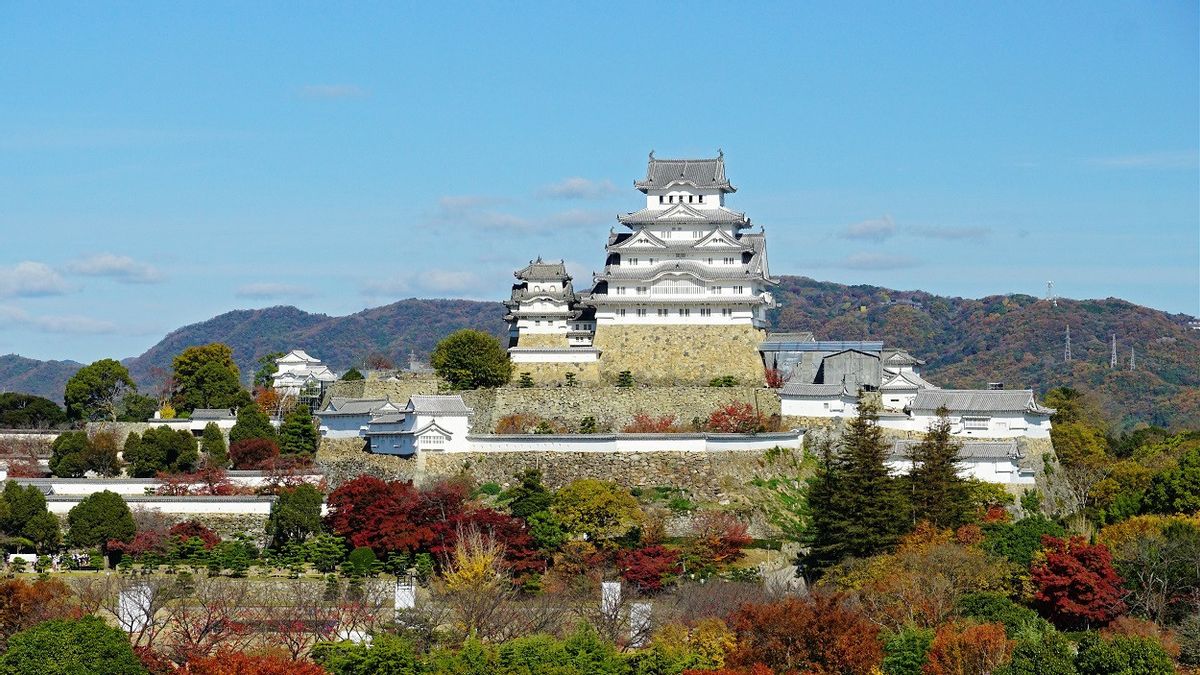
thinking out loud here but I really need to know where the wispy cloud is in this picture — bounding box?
[0,262,71,297]
[361,270,484,298]
[0,305,117,334]
[1086,150,1198,169]
[66,253,163,284]
[837,216,896,241]
[537,177,618,200]
[235,282,315,300]
[836,252,922,270]
[298,84,368,99]
[910,225,991,240]
[433,195,609,232]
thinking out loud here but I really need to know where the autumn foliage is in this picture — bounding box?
[707,402,762,434]
[618,545,682,592]
[179,650,328,674]
[1030,535,1128,630]
[922,621,1013,675]
[229,438,280,469]
[725,593,882,674]
[623,413,683,433]
[0,578,77,649]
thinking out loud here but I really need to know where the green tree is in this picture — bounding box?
[0,616,147,675]
[312,633,423,675]
[279,404,319,455]
[268,484,324,549]
[799,399,909,579]
[200,422,228,467]
[340,367,364,381]
[882,626,934,675]
[1074,633,1174,675]
[254,351,286,390]
[1,481,59,551]
[981,515,1066,568]
[431,329,512,389]
[304,533,347,573]
[907,408,973,528]
[503,469,552,519]
[116,393,157,422]
[63,358,137,422]
[1004,631,1077,675]
[551,478,643,541]
[0,393,66,429]
[228,403,276,444]
[124,426,198,477]
[48,431,90,478]
[171,343,247,413]
[66,490,135,551]
[1145,446,1200,514]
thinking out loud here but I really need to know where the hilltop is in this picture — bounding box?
[3,279,1196,431]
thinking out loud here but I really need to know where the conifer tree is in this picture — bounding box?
[228,403,276,445]
[200,422,228,468]
[798,397,908,579]
[279,404,319,456]
[908,407,973,528]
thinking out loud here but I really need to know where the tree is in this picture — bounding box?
[1145,445,1200,514]
[67,490,136,552]
[1004,631,1076,675]
[907,409,973,529]
[0,393,66,429]
[324,477,472,558]
[431,329,512,389]
[64,358,137,422]
[48,431,90,477]
[118,393,157,423]
[725,593,883,674]
[980,515,1065,568]
[172,343,246,413]
[955,592,1053,638]
[0,616,148,675]
[279,405,319,456]
[1031,536,1128,630]
[180,650,327,675]
[0,578,74,651]
[267,484,324,549]
[502,469,552,519]
[1,481,59,551]
[229,438,280,469]
[550,479,643,541]
[707,401,762,433]
[882,627,934,675]
[228,403,276,444]
[200,422,228,467]
[253,351,286,390]
[340,367,364,381]
[922,621,1013,675]
[125,426,199,477]
[799,400,909,579]
[1074,633,1175,675]
[618,545,681,592]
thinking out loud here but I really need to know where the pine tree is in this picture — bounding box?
[908,408,973,528]
[228,403,276,445]
[279,405,319,456]
[200,422,228,468]
[798,397,908,579]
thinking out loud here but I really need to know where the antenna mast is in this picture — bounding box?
[1110,334,1118,368]
[1046,281,1057,308]
[1130,346,1136,371]
[1064,325,1072,362]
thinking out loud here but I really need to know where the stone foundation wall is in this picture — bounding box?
[463,385,781,434]
[326,373,442,405]
[591,324,767,385]
[509,361,601,386]
[515,334,570,349]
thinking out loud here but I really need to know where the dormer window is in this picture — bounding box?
[698,195,704,203]
[688,195,694,203]
[658,195,664,204]
[669,195,675,204]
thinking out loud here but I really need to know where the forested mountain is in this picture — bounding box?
[3,280,1196,430]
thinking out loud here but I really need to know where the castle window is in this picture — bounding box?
[636,308,647,317]
[688,195,694,203]
[675,253,685,258]
[679,308,690,317]
[699,308,712,317]
[722,308,733,317]
[629,257,638,265]
[659,195,664,204]
[636,286,647,295]
[698,195,704,203]
[617,286,626,295]
[657,308,668,317]
[710,286,721,294]
[669,196,675,204]
[618,309,626,317]
[723,257,736,265]
[734,285,744,294]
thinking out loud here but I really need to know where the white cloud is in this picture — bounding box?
[1087,150,1198,169]
[910,225,992,240]
[536,177,618,200]
[0,304,117,334]
[0,261,71,297]
[235,283,315,300]
[836,252,921,270]
[66,253,163,283]
[361,270,485,299]
[298,84,368,99]
[837,216,896,241]
[432,195,608,232]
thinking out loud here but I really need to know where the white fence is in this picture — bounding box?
[463,431,802,454]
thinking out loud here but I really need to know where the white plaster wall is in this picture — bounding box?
[887,458,1035,485]
[45,497,277,515]
[779,396,858,418]
[510,349,600,363]
[462,432,802,454]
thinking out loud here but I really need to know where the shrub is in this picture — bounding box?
[618,545,682,592]
[689,511,753,570]
[341,367,364,381]
[709,376,739,387]
[1031,536,1128,630]
[1074,632,1175,675]
[616,370,634,387]
[707,402,761,433]
[229,438,280,469]
[67,490,135,552]
[495,413,543,434]
[0,616,147,675]
[551,479,643,541]
[726,593,882,674]
[518,372,534,388]
[623,413,681,433]
[956,592,1053,638]
[431,329,512,389]
[168,520,220,549]
[923,621,1013,675]
[882,626,934,675]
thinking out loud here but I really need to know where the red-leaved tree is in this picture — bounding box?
[0,578,77,650]
[707,402,762,434]
[690,511,753,569]
[764,368,784,389]
[179,649,328,674]
[1031,535,1128,630]
[324,476,468,558]
[618,545,682,593]
[446,508,546,584]
[169,520,221,549]
[725,593,882,674]
[622,413,681,433]
[923,621,1014,675]
[229,438,280,470]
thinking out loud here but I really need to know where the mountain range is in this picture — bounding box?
[2,277,1196,431]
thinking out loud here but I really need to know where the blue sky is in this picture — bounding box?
[1,2,1197,363]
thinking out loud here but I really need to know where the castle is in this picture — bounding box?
[505,152,775,385]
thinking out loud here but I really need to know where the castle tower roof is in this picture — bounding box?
[514,257,571,282]
[633,151,735,193]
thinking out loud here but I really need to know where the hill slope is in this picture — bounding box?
[3,280,1196,430]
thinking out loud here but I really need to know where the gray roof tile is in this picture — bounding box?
[634,153,734,192]
[406,395,472,415]
[910,389,1053,415]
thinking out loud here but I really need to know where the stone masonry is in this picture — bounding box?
[591,324,767,385]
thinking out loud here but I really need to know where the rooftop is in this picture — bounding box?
[910,389,1055,415]
[890,439,1024,461]
[514,257,570,282]
[405,395,473,415]
[634,152,735,193]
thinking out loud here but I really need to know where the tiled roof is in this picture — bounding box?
[192,408,235,420]
[890,439,1024,461]
[406,395,472,415]
[880,371,938,391]
[514,257,570,281]
[618,205,748,227]
[765,331,816,343]
[595,259,764,282]
[779,382,850,397]
[634,153,734,193]
[910,389,1054,415]
[882,349,926,366]
[322,398,394,415]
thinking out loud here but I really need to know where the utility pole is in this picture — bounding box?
[1110,334,1118,368]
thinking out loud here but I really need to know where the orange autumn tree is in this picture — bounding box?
[923,621,1013,675]
[725,593,882,674]
[180,650,328,675]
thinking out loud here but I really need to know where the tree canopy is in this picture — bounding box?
[0,393,66,429]
[171,343,248,413]
[228,403,276,445]
[0,616,147,675]
[66,490,135,551]
[63,359,137,422]
[431,329,512,389]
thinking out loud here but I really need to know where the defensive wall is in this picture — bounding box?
[590,324,768,386]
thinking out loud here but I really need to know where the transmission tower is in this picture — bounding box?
[1064,325,1072,362]
[1110,334,1118,368]
[1130,347,1136,371]
[1046,281,1057,308]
